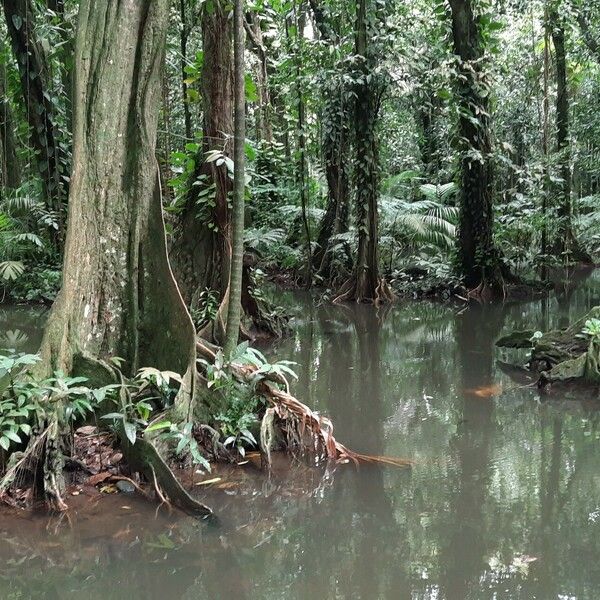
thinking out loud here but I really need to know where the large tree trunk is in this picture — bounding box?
[2,0,68,234]
[449,0,503,295]
[37,0,197,415]
[548,11,591,264]
[171,0,233,314]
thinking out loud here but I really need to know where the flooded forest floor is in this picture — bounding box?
[0,268,599,599]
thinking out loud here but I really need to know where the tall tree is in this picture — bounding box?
[547,5,591,263]
[448,0,503,296]
[293,1,313,286]
[244,11,273,144]
[37,0,197,417]
[179,0,193,141]
[224,0,246,358]
[310,0,352,283]
[0,57,21,191]
[334,0,393,304]
[171,0,234,329]
[2,0,68,232]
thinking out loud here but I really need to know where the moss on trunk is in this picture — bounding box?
[36,0,197,414]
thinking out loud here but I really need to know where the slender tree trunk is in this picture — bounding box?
[548,9,591,264]
[295,5,313,287]
[2,0,68,234]
[0,64,21,190]
[46,0,73,131]
[179,0,193,141]
[309,0,351,282]
[244,12,272,144]
[224,0,246,358]
[449,0,503,295]
[541,13,550,279]
[37,0,197,415]
[313,95,350,281]
[417,99,438,179]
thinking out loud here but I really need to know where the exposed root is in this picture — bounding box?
[332,275,395,306]
[259,407,276,470]
[150,464,172,510]
[119,427,212,518]
[0,413,69,512]
[261,383,412,467]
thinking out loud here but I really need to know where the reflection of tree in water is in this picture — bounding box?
[438,304,506,599]
[338,305,410,598]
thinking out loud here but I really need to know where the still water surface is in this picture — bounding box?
[0,270,599,599]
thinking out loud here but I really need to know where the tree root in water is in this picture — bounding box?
[118,426,212,518]
[0,413,68,512]
[332,275,395,306]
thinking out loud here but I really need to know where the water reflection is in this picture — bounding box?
[0,271,599,599]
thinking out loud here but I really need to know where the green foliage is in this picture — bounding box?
[198,341,298,454]
[5,266,61,303]
[190,288,219,329]
[0,351,114,452]
[582,319,600,339]
[0,191,60,297]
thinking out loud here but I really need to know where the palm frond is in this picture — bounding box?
[0,261,25,281]
[419,182,457,203]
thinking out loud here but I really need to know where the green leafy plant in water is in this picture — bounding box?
[199,342,298,456]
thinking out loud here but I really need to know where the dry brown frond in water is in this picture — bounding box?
[196,340,412,469]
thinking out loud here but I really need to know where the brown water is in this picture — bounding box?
[1,269,600,599]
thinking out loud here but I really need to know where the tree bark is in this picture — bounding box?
[2,0,67,232]
[449,0,503,294]
[37,0,197,416]
[0,63,21,190]
[548,10,591,263]
[171,0,234,315]
[223,0,246,358]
